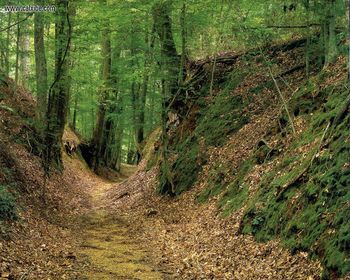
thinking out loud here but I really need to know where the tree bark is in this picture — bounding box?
[20,33,30,88]
[348,0,350,81]
[136,25,155,156]
[152,0,180,103]
[15,13,20,85]
[304,0,310,78]
[34,0,49,123]
[91,25,111,170]
[152,0,180,195]
[44,0,72,171]
[179,2,186,84]
[72,94,78,130]
[325,0,338,66]
[5,13,11,76]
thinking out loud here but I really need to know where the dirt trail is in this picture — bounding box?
[75,168,163,280]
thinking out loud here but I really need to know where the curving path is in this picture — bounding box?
[75,168,163,280]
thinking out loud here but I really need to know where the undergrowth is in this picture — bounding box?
[240,72,350,277]
[158,69,250,195]
[0,146,19,223]
[0,185,17,221]
[195,70,250,147]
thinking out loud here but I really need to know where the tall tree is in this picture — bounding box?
[15,13,20,85]
[20,31,30,88]
[44,0,72,170]
[34,0,49,123]
[152,0,180,195]
[348,0,350,81]
[5,12,11,76]
[324,0,338,65]
[91,0,121,172]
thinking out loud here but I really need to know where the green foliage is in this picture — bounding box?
[162,68,251,195]
[0,185,17,221]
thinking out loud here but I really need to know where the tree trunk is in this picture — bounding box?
[178,2,186,84]
[34,0,49,123]
[348,0,350,82]
[136,26,155,157]
[138,73,147,145]
[72,94,78,130]
[152,0,180,103]
[91,0,117,172]
[131,80,141,163]
[148,79,156,132]
[325,0,338,66]
[20,33,30,88]
[44,0,72,171]
[305,0,310,78]
[5,13,11,76]
[152,0,180,195]
[15,13,20,85]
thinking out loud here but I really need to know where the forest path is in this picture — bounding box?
[74,165,163,280]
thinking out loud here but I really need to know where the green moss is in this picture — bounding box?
[160,69,251,195]
[0,185,17,221]
[240,76,350,276]
[158,135,206,196]
[219,159,255,215]
[220,183,249,216]
[196,163,231,203]
[195,71,250,147]
[249,80,274,96]
[196,183,225,204]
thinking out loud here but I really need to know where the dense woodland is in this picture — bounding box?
[1,0,350,279]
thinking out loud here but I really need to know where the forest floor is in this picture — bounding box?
[67,155,330,280]
[2,45,350,279]
[71,163,165,280]
[101,158,323,280]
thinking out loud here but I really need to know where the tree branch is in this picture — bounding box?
[0,14,32,33]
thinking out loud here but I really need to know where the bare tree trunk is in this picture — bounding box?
[72,94,78,130]
[15,14,20,85]
[178,2,186,84]
[325,0,337,66]
[44,0,72,171]
[34,0,49,123]
[148,79,156,131]
[131,80,141,163]
[138,72,148,145]
[348,0,350,82]
[305,0,310,78]
[20,33,30,88]
[5,13,11,76]
[91,0,114,171]
[136,24,155,156]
